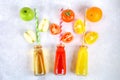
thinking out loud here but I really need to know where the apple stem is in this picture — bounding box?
[34,8,41,44]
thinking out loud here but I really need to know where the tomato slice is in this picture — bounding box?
[61,32,74,43]
[50,23,61,35]
[61,9,75,22]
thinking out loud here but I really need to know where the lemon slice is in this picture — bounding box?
[84,32,99,44]
[74,19,85,34]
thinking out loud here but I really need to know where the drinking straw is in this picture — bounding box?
[34,8,41,44]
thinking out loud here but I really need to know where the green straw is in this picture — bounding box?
[34,8,40,44]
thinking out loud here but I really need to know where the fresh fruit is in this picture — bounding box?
[20,7,34,21]
[86,7,102,22]
[24,30,36,43]
[61,32,74,43]
[84,32,98,44]
[38,19,49,32]
[50,23,61,35]
[61,9,75,22]
[74,19,85,34]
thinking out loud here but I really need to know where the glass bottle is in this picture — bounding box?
[75,45,88,76]
[54,44,66,75]
[34,45,46,75]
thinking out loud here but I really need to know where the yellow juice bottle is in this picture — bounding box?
[75,45,88,76]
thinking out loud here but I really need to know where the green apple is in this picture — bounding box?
[20,7,34,21]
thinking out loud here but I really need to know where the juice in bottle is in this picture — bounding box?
[54,44,66,75]
[75,45,88,76]
[34,45,46,75]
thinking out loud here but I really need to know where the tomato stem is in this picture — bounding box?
[65,11,71,16]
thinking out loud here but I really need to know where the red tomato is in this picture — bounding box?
[61,9,75,22]
[61,32,74,43]
[50,23,61,35]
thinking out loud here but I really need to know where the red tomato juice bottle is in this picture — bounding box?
[54,44,66,75]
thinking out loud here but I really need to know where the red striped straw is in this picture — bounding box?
[59,8,63,44]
